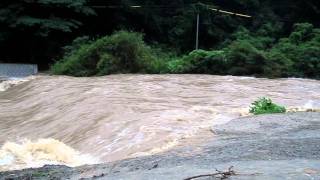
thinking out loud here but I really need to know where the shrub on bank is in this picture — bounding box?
[270,23,320,78]
[226,41,267,76]
[51,31,156,76]
[264,50,293,78]
[51,23,320,79]
[51,42,99,76]
[145,46,176,74]
[249,97,286,115]
[224,23,320,78]
[167,49,227,74]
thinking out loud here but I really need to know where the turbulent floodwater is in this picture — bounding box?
[0,75,320,171]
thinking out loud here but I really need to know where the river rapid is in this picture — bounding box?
[0,75,319,171]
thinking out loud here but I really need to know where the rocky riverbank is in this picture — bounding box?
[1,112,320,180]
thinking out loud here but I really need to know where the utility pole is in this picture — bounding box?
[196,13,200,50]
[90,4,251,51]
[194,3,252,50]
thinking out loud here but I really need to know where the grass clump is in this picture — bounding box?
[249,97,286,115]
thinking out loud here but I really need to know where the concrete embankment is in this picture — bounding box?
[1,112,320,180]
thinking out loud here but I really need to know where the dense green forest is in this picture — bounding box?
[0,0,319,78]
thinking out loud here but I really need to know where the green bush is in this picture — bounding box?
[226,41,267,76]
[145,45,176,74]
[289,23,314,44]
[185,50,228,74]
[51,42,99,76]
[224,23,320,79]
[264,50,293,78]
[249,97,286,115]
[230,25,278,50]
[51,36,97,76]
[167,57,192,73]
[267,23,320,78]
[167,49,227,74]
[51,23,320,79]
[62,36,93,56]
[51,31,156,76]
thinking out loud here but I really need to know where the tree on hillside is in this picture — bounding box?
[0,0,95,66]
[0,0,95,36]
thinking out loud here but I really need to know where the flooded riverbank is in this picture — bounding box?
[0,75,319,171]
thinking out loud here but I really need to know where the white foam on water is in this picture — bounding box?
[0,138,99,172]
[304,100,314,109]
[0,76,35,92]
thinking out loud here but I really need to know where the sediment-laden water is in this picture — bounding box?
[0,75,319,171]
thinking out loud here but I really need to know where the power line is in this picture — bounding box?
[90,5,181,9]
[194,3,251,50]
[89,3,252,50]
[209,8,251,18]
[90,4,252,18]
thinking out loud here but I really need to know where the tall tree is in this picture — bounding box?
[0,0,95,66]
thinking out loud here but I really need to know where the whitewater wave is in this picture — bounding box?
[0,76,35,92]
[0,138,99,172]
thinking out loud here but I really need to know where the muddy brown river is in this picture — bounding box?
[0,75,319,171]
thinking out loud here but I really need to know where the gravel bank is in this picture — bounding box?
[1,112,320,180]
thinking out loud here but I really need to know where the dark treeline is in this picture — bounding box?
[0,0,319,74]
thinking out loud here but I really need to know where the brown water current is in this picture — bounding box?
[0,75,319,171]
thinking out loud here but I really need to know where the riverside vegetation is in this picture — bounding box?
[1,1,320,77]
[51,23,320,79]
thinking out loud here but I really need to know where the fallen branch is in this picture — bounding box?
[183,166,236,180]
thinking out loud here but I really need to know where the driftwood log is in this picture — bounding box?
[184,166,236,180]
